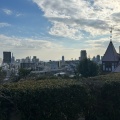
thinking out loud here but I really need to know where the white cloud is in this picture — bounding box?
[0,34,97,60]
[2,8,23,17]
[0,23,11,28]
[1,34,119,60]
[2,9,12,15]
[33,0,120,40]
[0,34,81,60]
[49,22,83,40]
[0,34,62,50]
[85,36,120,57]
[16,13,24,17]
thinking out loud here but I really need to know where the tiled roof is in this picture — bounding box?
[102,41,119,61]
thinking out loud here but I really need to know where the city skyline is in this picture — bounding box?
[1,50,102,62]
[0,0,120,60]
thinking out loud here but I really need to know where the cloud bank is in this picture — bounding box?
[0,23,11,28]
[2,9,13,15]
[0,34,81,60]
[33,0,120,40]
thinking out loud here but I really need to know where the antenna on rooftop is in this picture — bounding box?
[110,26,113,42]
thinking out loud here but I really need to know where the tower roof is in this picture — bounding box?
[102,41,119,61]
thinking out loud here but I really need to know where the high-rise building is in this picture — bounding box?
[92,56,96,62]
[3,51,11,64]
[32,56,39,63]
[25,56,31,63]
[119,46,120,54]
[80,50,87,60]
[96,55,100,62]
[11,53,15,63]
[62,56,64,63]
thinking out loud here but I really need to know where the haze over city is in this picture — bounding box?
[0,0,120,60]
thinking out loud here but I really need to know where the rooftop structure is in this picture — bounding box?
[102,41,119,62]
[102,27,120,72]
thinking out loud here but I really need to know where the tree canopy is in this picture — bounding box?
[77,58,99,78]
[18,68,31,78]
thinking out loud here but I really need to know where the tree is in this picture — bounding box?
[77,58,99,78]
[18,68,31,79]
[0,67,6,83]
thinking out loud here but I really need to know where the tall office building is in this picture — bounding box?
[62,56,64,63]
[11,53,15,63]
[96,55,100,62]
[3,51,11,64]
[80,50,87,60]
[119,46,120,54]
[32,56,39,63]
[92,56,96,62]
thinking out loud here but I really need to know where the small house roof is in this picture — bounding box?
[102,41,119,61]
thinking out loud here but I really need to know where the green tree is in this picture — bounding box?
[0,67,6,83]
[77,58,99,78]
[18,68,31,79]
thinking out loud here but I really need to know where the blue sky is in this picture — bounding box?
[0,0,120,60]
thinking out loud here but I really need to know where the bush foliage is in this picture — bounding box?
[1,73,120,120]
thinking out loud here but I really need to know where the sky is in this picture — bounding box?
[0,0,120,61]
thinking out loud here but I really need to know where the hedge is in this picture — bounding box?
[1,79,120,120]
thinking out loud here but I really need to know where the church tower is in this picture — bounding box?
[102,27,120,72]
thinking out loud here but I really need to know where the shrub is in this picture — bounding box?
[1,75,120,120]
[0,80,88,120]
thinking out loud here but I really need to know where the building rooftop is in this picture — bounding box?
[102,41,119,62]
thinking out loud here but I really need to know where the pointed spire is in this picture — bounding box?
[102,41,119,61]
[110,26,113,42]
